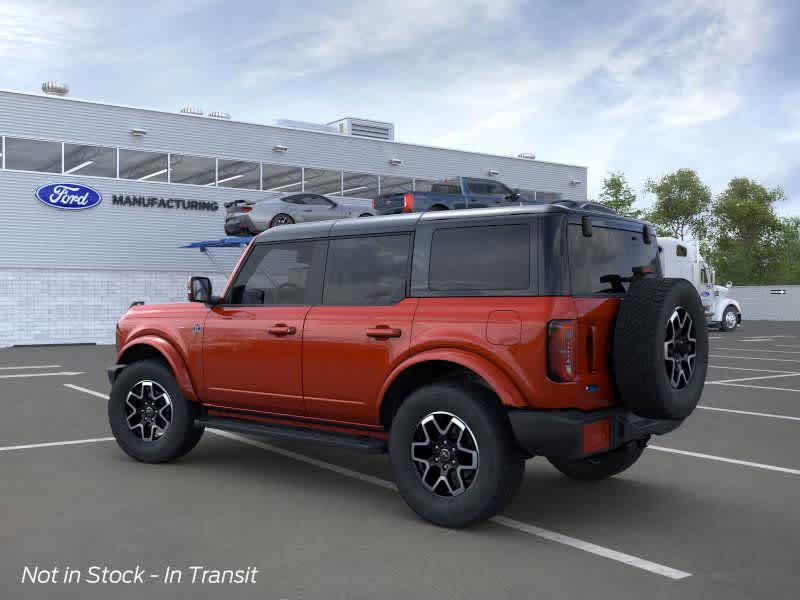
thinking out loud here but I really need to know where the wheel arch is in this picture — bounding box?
[117,336,198,402]
[378,349,527,430]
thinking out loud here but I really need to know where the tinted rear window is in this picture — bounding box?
[323,235,411,305]
[569,225,660,294]
[429,225,530,291]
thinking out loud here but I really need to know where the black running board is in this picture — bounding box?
[196,416,387,453]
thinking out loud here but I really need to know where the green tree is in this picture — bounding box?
[597,171,640,217]
[705,178,786,284]
[643,169,712,240]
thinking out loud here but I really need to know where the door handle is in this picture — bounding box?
[303,209,313,212]
[268,324,297,336]
[366,325,402,339]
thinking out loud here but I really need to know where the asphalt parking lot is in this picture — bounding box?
[2,321,800,599]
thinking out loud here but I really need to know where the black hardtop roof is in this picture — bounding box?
[253,204,649,243]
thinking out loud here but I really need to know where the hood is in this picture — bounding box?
[123,302,209,319]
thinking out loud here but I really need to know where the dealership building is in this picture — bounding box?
[0,85,588,346]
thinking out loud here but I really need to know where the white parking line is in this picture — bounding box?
[650,445,800,476]
[716,347,800,355]
[710,354,800,363]
[0,371,84,379]
[0,364,61,370]
[697,405,800,422]
[56,384,692,580]
[64,383,110,399]
[708,372,800,384]
[708,365,797,374]
[211,429,691,580]
[0,437,114,453]
[709,382,800,393]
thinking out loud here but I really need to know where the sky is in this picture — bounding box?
[2,0,799,213]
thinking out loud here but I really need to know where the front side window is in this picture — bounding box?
[429,225,531,292]
[676,245,688,257]
[569,225,660,294]
[304,194,334,206]
[4,137,61,173]
[323,235,411,305]
[228,241,324,305]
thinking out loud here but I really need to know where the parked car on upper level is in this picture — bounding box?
[224,192,375,236]
[372,176,523,214]
[109,204,708,528]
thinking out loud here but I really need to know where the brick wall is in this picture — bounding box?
[0,268,228,346]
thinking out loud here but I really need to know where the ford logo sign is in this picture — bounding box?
[35,183,102,210]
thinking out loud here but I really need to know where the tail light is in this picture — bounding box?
[372,198,377,209]
[240,206,252,213]
[403,193,414,212]
[548,320,576,382]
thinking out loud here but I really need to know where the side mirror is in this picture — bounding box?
[188,276,213,303]
[726,281,733,288]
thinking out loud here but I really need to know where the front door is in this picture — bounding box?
[302,233,415,425]
[202,239,326,415]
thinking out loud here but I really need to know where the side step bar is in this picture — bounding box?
[196,416,387,454]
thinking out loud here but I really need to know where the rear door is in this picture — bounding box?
[202,240,326,414]
[302,233,416,425]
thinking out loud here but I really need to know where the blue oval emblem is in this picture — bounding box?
[35,183,102,210]
[701,291,710,296]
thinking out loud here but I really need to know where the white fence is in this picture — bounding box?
[732,285,800,321]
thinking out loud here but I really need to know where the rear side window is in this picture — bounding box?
[228,241,325,305]
[429,225,530,291]
[569,225,660,294]
[323,235,411,305]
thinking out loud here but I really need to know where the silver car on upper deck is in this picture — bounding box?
[224,192,376,236]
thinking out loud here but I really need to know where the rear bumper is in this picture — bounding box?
[508,408,683,459]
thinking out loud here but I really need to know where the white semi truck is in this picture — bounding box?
[658,237,742,331]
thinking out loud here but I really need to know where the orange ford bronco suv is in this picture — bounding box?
[108,205,708,528]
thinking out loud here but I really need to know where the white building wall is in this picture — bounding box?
[729,286,800,321]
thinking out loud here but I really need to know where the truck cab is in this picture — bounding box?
[658,237,743,331]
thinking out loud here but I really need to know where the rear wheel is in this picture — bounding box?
[108,360,204,463]
[720,306,738,331]
[269,213,294,227]
[389,383,524,528]
[548,442,645,481]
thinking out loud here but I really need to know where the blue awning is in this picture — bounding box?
[180,236,253,249]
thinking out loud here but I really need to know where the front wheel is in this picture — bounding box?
[389,383,524,528]
[547,442,645,481]
[720,306,738,332]
[108,360,204,463]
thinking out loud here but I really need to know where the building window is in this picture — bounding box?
[170,154,216,186]
[119,149,169,182]
[379,176,413,196]
[263,163,302,192]
[63,143,117,177]
[340,171,379,199]
[323,235,411,305]
[304,167,342,196]
[217,159,260,189]
[4,137,61,173]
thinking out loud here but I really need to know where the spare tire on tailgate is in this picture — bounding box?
[613,277,708,419]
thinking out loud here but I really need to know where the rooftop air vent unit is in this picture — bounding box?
[41,81,69,96]
[180,106,204,116]
[328,117,395,141]
[517,152,536,160]
[209,111,231,120]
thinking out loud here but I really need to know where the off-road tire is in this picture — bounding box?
[108,360,204,463]
[548,442,645,481]
[389,383,525,528]
[720,306,738,332]
[613,277,708,419]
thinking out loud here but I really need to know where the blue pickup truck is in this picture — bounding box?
[372,176,523,214]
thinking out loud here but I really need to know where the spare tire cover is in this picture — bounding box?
[613,277,708,419]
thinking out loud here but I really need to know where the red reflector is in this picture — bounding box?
[583,419,610,455]
[548,320,576,382]
[403,193,414,212]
